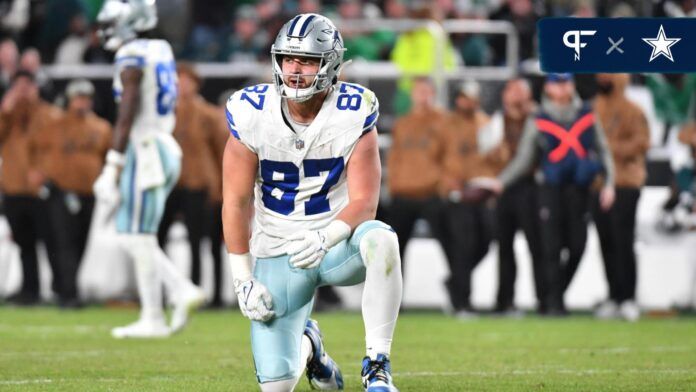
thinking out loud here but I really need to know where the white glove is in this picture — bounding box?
[286,220,351,269]
[93,150,126,206]
[234,279,275,322]
[229,253,274,322]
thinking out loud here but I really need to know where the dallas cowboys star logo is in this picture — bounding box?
[642,24,681,62]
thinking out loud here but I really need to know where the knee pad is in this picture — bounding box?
[359,228,400,272]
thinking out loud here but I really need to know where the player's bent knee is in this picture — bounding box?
[358,224,400,271]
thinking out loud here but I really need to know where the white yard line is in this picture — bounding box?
[0,350,110,358]
[0,379,53,385]
[558,346,693,354]
[0,324,109,334]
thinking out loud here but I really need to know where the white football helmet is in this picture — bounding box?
[271,13,346,102]
[97,0,158,51]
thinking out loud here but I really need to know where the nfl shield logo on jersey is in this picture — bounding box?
[295,139,305,150]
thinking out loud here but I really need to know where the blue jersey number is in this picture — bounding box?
[155,61,177,115]
[241,85,269,110]
[260,158,345,215]
[336,83,364,111]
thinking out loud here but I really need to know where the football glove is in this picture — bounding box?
[93,149,125,206]
[229,252,274,322]
[286,220,351,269]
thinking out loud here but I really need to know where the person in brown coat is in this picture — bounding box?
[27,79,111,307]
[438,80,492,317]
[386,76,451,272]
[479,78,544,316]
[157,63,222,288]
[0,70,62,305]
[592,73,650,322]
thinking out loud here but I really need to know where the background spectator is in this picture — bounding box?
[498,74,615,315]
[27,78,110,308]
[338,0,396,62]
[54,13,90,65]
[490,0,543,64]
[37,0,86,63]
[592,73,650,322]
[0,37,17,95]
[220,5,267,63]
[0,70,63,305]
[19,47,51,99]
[390,4,458,114]
[480,78,544,316]
[439,80,492,318]
[386,77,450,273]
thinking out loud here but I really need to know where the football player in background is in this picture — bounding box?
[223,14,402,392]
[93,0,204,339]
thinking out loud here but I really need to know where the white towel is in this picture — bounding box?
[135,134,166,191]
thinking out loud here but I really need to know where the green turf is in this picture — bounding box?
[0,307,694,391]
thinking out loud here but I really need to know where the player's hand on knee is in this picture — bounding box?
[287,221,352,269]
[234,279,275,322]
[286,229,328,269]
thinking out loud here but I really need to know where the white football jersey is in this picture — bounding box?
[113,39,177,138]
[226,82,379,258]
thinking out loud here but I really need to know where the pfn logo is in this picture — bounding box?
[563,30,596,61]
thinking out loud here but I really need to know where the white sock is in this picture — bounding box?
[256,336,311,392]
[301,334,313,367]
[153,245,195,302]
[259,378,298,392]
[360,228,402,360]
[119,234,164,321]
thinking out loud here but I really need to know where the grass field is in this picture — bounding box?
[0,307,694,391]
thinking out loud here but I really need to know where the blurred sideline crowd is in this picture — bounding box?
[0,62,231,309]
[1,0,694,67]
[0,0,695,323]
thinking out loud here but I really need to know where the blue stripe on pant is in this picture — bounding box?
[250,220,393,383]
[116,139,181,234]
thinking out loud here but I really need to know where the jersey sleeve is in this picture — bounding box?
[114,41,148,71]
[225,89,257,153]
[361,86,379,135]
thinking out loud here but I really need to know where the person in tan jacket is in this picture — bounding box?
[438,80,492,317]
[27,79,111,307]
[157,63,223,288]
[0,70,62,305]
[592,73,650,321]
[479,78,544,316]
[386,76,451,273]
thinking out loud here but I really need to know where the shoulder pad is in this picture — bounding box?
[225,84,273,153]
[335,82,379,135]
[115,41,148,69]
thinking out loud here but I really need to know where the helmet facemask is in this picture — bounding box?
[272,53,335,102]
[270,14,346,102]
